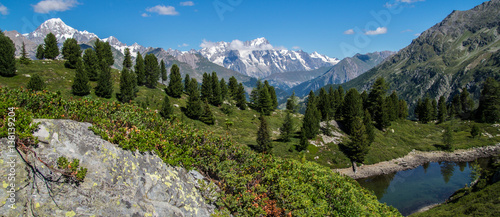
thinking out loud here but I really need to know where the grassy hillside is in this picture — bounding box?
[0,66,401,216]
[4,60,500,171]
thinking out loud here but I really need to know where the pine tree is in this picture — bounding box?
[186,78,202,119]
[71,58,90,96]
[317,87,331,121]
[460,88,474,119]
[220,78,228,101]
[235,83,247,110]
[476,78,500,123]
[211,72,222,106]
[27,74,44,91]
[437,96,448,123]
[302,91,321,139]
[94,40,114,67]
[442,124,453,151]
[335,86,345,120]
[160,60,167,83]
[184,73,191,93]
[36,44,45,60]
[62,38,81,69]
[421,96,433,124]
[367,77,388,116]
[167,64,183,97]
[201,72,212,101]
[83,48,99,81]
[200,99,215,125]
[343,117,369,173]
[286,91,298,113]
[249,80,262,110]
[431,98,438,121]
[256,115,272,153]
[144,53,159,88]
[135,52,145,86]
[95,59,113,98]
[280,111,293,142]
[264,80,277,109]
[470,124,480,139]
[451,94,462,118]
[118,68,135,103]
[159,95,173,119]
[374,95,390,130]
[360,90,369,109]
[398,99,408,119]
[342,88,363,135]
[0,30,16,77]
[259,85,273,116]
[228,76,238,98]
[123,48,132,69]
[43,32,59,60]
[388,91,399,121]
[19,42,31,65]
[364,109,375,144]
[297,133,309,152]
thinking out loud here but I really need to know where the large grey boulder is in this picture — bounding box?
[0,119,215,216]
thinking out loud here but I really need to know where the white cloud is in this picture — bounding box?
[385,0,424,8]
[146,5,179,16]
[180,1,194,6]
[33,0,79,14]
[401,29,413,33]
[0,4,8,15]
[292,46,300,50]
[365,27,388,35]
[141,13,150,17]
[400,0,424,3]
[343,29,355,35]
[178,43,189,47]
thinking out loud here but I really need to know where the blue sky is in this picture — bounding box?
[0,0,487,59]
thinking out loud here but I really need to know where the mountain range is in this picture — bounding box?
[338,0,500,109]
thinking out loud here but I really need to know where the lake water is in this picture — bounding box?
[357,158,491,216]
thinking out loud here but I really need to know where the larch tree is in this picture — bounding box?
[0,30,16,77]
[62,38,81,69]
[167,64,183,97]
[71,57,90,96]
[43,32,59,60]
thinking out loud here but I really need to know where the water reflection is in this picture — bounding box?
[357,158,492,216]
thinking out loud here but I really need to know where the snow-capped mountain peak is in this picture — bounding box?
[198,37,339,78]
[27,17,98,44]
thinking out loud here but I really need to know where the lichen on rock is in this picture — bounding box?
[0,119,215,216]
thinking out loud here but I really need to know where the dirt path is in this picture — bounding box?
[335,144,500,179]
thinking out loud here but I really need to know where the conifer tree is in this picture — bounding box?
[286,91,298,113]
[420,96,433,124]
[342,88,363,135]
[442,124,453,151]
[297,133,309,152]
[235,83,247,110]
[20,42,31,65]
[220,78,228,101]
[200,99,215,125]
[334,86,345,120]
[71,58,90,96]
[186,78,202,119]
[451,94,462,117]
[249,80,262,110]
[201,72,213,101]
[211,72,222,106]
[460,88,474,119]
[44,32,59,60]
[0,31,16,77]
[264,80,277,109]
[228,76,238,98]
[160,60,167,83]
[364,109,375,144]
[159,95,173,119]
[94,40,114,67]
[259,85,273,116]
[36,44,45,60]
[280,111,293,142]
[135,52,145,85]
[256,115,272,153]
[431,98,438,121]
[437,96,448,123]
[470,124,480,139]
[476,78,500,123]
[27,74,44,91]
[166,64,182,97]
[374,96,390,130]
[302,91,321,139]
[388,91,399,121]
[398,99,408,119]
[317,87,331,121]
[343,117,369,173]
[184,73,191,93]
[83,48,99,81]
[123,48,132,69]
[361,90,369,109]
[118,68,135,103]
[144,53,159,88]
[95,59,113,98]
[62,38,81,68]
